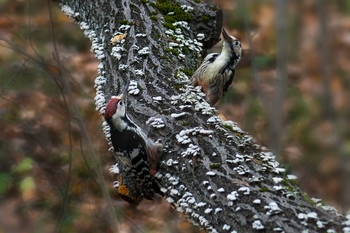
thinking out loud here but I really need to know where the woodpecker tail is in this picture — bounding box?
[145,140,163,175]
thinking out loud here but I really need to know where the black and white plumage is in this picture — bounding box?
[104,84,162,202]
[190,28,242,106]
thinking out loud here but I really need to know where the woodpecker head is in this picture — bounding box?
[222,28,242,59]
[104,82,129,121]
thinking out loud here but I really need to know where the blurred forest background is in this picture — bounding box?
[1,0,350,232]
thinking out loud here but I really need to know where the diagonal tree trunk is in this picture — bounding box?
[57,0,350,232]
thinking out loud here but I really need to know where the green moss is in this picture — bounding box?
[182,121,190,126]
[130,61,137,65]
[151,0,192,24]
[140,0,148,3]
[201,15,210,21]
[150,15,158,21]
[224,124,233,131]
[218,139,223,143]
[194,0,201,2]
[174,84,183,90]
[260,187,269,192]
[161,55,169,61]
[302,193,315,205]
[119,20,128,25]
[210,163,220,169]
[181,46,189,54]
[285,185,294,193]
[181,68,193,76]
[151,11,158,15]
[163,22,176,30]
[128,21,134,25]
[130,3,141,13]
[165,48,179,56]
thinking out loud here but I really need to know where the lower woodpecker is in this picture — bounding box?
[104,83,163,201]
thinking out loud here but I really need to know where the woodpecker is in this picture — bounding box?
[190,28,242,106]
[104,83,163,201]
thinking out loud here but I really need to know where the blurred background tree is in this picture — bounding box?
[0,0,349,232]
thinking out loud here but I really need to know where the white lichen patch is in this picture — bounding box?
[61,5,75,17]
[128,80,140,95]
[202,181,209,186]
[253,199,261,205]
[227,191,239,201]
[175,127,213,144]
[160,187,168,193]
[195,202,207,208]
[238,186,250,195]
[206,171,216,176]
[217,188,225,193]
[317,220,326,229]
[171,112,186,119]
[138,47,150,55]
[163,19,202,60]
[170,189,179,195]
[197,33,205,41]
[287,174,298,180]
[215,208,222,214]
[151,96,163,105]
[252,220,264,230]
[135,33,147,37]
[204,208,212,214]
[272,177,283,183]
[265,202,282,215]
[134,69,144,76]
[111,46,124,60]
[222,224,231,231]
[181,144,200,157]
[119,24,131,31]
[166,197,175,204]
[298,213,307,220]
[307,212,318,219]
[166,159,174,166]
[118,64,128,71]
[180,5,194,12]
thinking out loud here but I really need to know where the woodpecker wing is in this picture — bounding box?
[206,67,235,105]
[190,53,219,87]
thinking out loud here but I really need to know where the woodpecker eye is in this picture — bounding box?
[234,41,240,46]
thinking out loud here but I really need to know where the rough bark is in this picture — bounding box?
[57,0,350,232]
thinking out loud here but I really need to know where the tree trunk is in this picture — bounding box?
[57,0,350,232]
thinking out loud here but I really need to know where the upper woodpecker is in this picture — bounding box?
[190,28,242,106]
[104,83,163,201]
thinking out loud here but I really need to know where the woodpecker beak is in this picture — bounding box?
[120,80,130,101]
[222,28,233,43]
